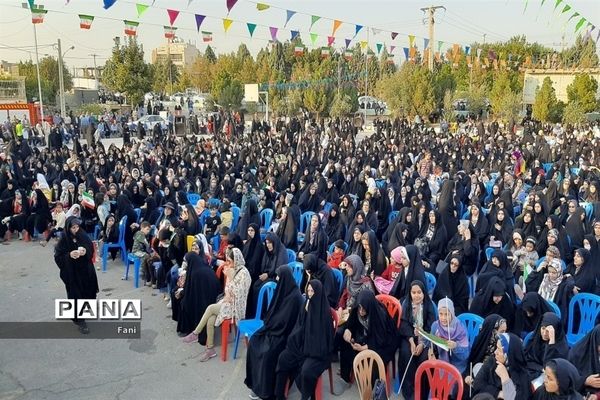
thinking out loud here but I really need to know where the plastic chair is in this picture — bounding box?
[457,313,484,349]
[289,261,304,287]
[101,216,128,272]
[331,268,344,294]
[298,211,316,243]
[584,203,594,221]
[287,249,296,263]
[425,272,436,297]
[566,293,600,346]
[232,281,277,359]
[570,167,580,177]
[134,208,141,223]
[207,198,221,209]
[353,349,387,400]
[415,359,464,400]
[388,210,399,224]
[198,209,210,230]
[546,300,562,318]
[375,179,386,189]
[535,256,567,271]
[323,202,333,214]
[485,247,494,261]
[543,163,553,173]
[124,253,141,288]
[376,294,402,393]
[187,193,200,206]
[523,331,534,347]
[93,224,101,241]
[230,206,241,232]
[327,241,348,255]
[260,208,274,231]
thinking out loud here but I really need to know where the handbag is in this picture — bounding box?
[414,237,429,255]
[372,378,388,400]
[436,259,449,275]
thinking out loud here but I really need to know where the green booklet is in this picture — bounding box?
[416,326,450,351]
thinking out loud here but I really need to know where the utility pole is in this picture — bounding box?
[32,22,44,125]
[421,5,446,71]
[89,53,99,90]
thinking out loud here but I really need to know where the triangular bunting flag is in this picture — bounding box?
[136,3,149,18]
[464,46,471,55]
[567,12,580,22]
[391,32,398,40]
[164,25,177,39]
[403,47,409,60]
[561,4,571,13]
[327,36,335,46]
[188,0,194,6]
[27,0,34,9]
[332,20,342,36]
[355,25,363,36]
[226,0,238,13]
[310,33,318,46]
[408,35,415,47]
[195,14,206,32]
[167,9,179,26]
[285,10,296,27]
[376,43,383,54]
[247,23,257,37]
[79,14,94,29]
[345,38,351,48]
[310,15,320,29]
[390,45,396,53]
[124,20,139,36]
[553,0,563,12]
[223,18,233,32]
[31,7,47,24]
[360,41,368,49]
[575,17,587,32]
[103,0,117,9]
[256,3,269,11]
[270,27,278,41]
[202,31,212,42]
[290,30,299,40]
[423,38,429,49]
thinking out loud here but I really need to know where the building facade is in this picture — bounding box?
[151,40,200,70]
[523,68,600,104]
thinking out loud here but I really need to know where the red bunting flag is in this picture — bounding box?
[167,9,179,26]
[226,0,238,13]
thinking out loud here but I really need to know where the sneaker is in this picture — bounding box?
[145,281,152,287]
[182,332,198,343]
[199,348,217,362]
[152,284,157,289]
[248,392,260,400]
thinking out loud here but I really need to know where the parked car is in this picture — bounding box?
[132,115,166,130]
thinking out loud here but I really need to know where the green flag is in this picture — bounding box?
[561,4,571,13]
[310,15,320,30]
[246,22,257,37]
[553,0,563,12]
[310,33,318,46]
[136,3,149,17]
[575,17,587,32]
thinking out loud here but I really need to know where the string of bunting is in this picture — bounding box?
[524,0,598,40]
[259,71,367,91]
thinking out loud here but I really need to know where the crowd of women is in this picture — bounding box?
[1,113,600,399]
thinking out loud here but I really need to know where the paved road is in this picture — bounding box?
[0,240,364,400]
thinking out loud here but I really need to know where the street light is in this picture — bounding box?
[56,39,74,117]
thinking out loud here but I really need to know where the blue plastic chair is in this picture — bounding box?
[102,216,128,272]
[424,272,436,297]
[457,313,484,349]
[388,210,399,224]
[198,209,210,230]
[485,181,494,197]
[375,179,386,189]
[298,211,316,243]
[289,261,304,287]
[124,253,141,288]
[207,198,221,209]
[287,249,296,263]
[584,203,594,221]
[485,247,494,261]
[187,193,200,206]
[260,208,274,232]
[543,163,554,173]
[535,256,567,271]
[211,235,220,254]
[523,331,534,347]
[233,281,277,359]
[93,224,101,241]
[328,241,348,255]
[323,202,333,214]
[570,167,580,177]
[331,268,344,294]
[134,208,142,223]
[566,293,600,346]
[546,300,562,318]
[230,206,241,232]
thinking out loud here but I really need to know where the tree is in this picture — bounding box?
[330,92,353,117]
[560,35,599,68]
[566,73,598,113]
[218,79,243,110]
[442,89,456,122]
[562,101,585,125]
[18,56,73,104]
[461,83,488,117]
[533,77,557,122]
[151,58,180,94]
[205,46,217,63]
[376,63,435,117]
[102,38,152,105]
[188,56,214,93]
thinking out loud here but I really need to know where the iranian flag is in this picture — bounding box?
[124,20,139,36]
[31,8,47,24]
[81,191,95,210]
[344,50,353,60]
[164,26,177,39]
[202,31,212,42]
[79,14,94,30]
[386,54,395,64]
[320,47,330,58]
[294,46,304,56]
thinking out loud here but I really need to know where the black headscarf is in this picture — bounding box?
[303,254,339,308]
[477,249,515,301]
[468,314,505,367]
[399,280,436,339]
[525,313,569,381]
[566,248,597,295]
[513,292,554,335]
[242,223,263,280]
[258,265,304,337]
[438,179,458,239]
[470,276,515,329]
[237,199,260,241]
[259,232,289,279]
[533,358,583,400]
[568,324,600,390]
[433,256,469,316]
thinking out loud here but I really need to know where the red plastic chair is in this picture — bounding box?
[376,294,402,392]
[415,359,463,400]
[220,318,234,361]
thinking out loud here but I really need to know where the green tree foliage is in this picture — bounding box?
[566,73,599,113]
[18,56,73,104]
[330,92,354,117]
[376,63,435,117]
[102,38,152,105]
[489,70,520,121]
[205,46,217,63]
[151,58,180,94]
[560,35,599,68]
[442,89,456,122]
[533,77,557,122]
[218,79,243,110]
[562,101,585,124]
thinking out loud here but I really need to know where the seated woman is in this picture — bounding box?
[347,226,366,260]
[526,246,565,292]
[0,189,29,240]
[486,208,514,249]
[335,290,397,395]
[433,255,469,316]
[477,249,516,301]
[537,258,574,318]
[374,246,404,295]
[25,189,51,241]
[182,247,251,362]
[417,210,448,270]
[303,254,339,308]
[568,325,600,396]
[533,358,583,400]
[398,280,436,400]
[337,255,375,323]
[253,232,288,317]
[524,313,569,382]
[445,220,479,276]
[565,248,597,296]
[390,244,427,302]
[470,277,516,329]
[297,214,328,262]
[361,230,387,277]
[245,266,304,400]
[466,314,508,383]
[428,298,470,374]
[472,333,532,400]
[274,280,334,400]
[512,292,555,337]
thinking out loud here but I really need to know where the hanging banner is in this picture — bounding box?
[124,20,139,36]
[294,46,304,56]
[345,38,351,48]
[256,3,269,11]
[403,47,409,60]
[332,19,342,36]
[103,0,117,10]
[310,15,320,29]
[195,14,205,31]
[408,35,415,47]
[391,32,398,40]
[245,23,257,37]
[285,10,296,27]
[79,14,94,29]
[376,43,383,54]
[452,43,460,55]
[164,26,177,39]
[136,3,149,18]
[387,54,394,64]
[423,38,429,49]
[223,18,233,32]
[355,24,363,36]
[270,26,278,41]
[202,31,212,42]
[31,7,48,23]
[167,9,179,26]
[488,49,497,60]
[290,30,299,40]
[327,36,335,46]
[226,0,238,13]
[310,33,318,46]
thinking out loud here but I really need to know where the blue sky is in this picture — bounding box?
[0,0,598,68]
